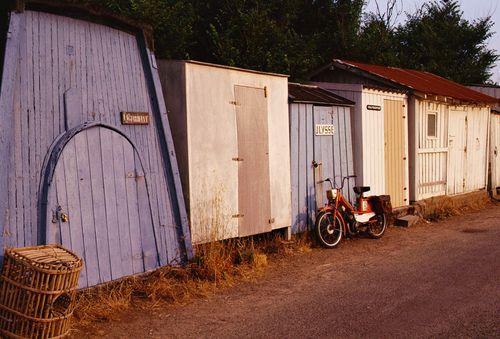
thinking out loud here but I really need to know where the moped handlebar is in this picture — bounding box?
[323,175,356,190]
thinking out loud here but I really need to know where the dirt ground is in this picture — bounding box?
[75,203,500,338]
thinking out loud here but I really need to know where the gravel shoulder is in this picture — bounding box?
[77,204,500,338]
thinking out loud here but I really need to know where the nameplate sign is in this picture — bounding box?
[315,124,335,136]
[367,105,382,111]
[121,112,150,125]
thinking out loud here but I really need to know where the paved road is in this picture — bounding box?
[89,204,500,338]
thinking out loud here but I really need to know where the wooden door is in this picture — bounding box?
[384,100,406,207]
[46,126,160,288]
[234,86,271,237]
[447,111,467,194]
[491,114,500,194]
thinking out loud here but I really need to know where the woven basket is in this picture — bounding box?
[0,245,83,338]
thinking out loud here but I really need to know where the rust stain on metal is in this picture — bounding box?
[338,60,499,104]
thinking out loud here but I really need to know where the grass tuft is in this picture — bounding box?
[73,231,310,331]
[418,191,491,222]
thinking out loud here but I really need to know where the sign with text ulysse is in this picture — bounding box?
[121,112,150,125]
[315,124,335,136]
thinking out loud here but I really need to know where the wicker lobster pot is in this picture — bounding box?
[0,245,83,338]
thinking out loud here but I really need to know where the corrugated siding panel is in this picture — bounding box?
[0,11,188,272]
[289,103,355,234]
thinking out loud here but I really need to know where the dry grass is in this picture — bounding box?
[73,231,312,329]
[418,191,491,222]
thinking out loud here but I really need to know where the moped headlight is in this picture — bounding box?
[327,189,338,200]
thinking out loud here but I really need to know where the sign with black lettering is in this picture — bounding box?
[367,105,382,111]
[121,112,150,125]
[315,124,335,136]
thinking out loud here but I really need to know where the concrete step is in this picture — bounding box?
[394,214,421,227]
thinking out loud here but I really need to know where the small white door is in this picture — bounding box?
[491,114,500,195]
[447,111,467,194]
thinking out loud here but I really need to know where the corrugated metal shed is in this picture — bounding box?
[289,83,356,233]
[0,1,192,288]
[311,60,493,203]
[313,82,410,207]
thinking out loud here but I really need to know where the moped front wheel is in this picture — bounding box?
[315,211,343,248]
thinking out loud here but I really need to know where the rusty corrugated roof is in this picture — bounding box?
[334,60,499,104]
[288,83,354,106]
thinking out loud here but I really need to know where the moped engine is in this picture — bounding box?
[354,212,376,224]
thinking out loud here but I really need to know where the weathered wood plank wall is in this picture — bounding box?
[0,9,191,286]
[289,103,355,233]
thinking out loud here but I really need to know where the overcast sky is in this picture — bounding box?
[364,0,500,83]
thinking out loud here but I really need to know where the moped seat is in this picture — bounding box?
[353,186,370,194]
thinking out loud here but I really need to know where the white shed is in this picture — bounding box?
[311,82,410,208]
[158,60,292,243]
[311,60,497,203]
[467,85,500,197]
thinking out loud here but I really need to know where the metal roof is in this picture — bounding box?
[332,60,499,105]
[288,83,354,106]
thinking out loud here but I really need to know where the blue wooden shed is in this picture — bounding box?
[289,83,356,233]
[0,1,192,288]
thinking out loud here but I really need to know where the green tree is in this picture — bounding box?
[395,0,498,83]
[354,13,400,66]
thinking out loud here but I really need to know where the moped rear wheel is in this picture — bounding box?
[368,213,387,239]
[315,211,343,248]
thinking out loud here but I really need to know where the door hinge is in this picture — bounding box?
[269,218,275,224]
[232,214,244,218]
[264,86,268,98]
[232,157,244,162]
[230,100,239,106]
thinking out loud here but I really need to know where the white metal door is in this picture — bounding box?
[447,111,467,194]
[491,114,500,194]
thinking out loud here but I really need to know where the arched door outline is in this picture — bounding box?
[38,122,163,284]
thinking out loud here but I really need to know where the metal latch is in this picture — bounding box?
[232,157,244,162]
[53,206,69,223]
[232,214,244,218]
